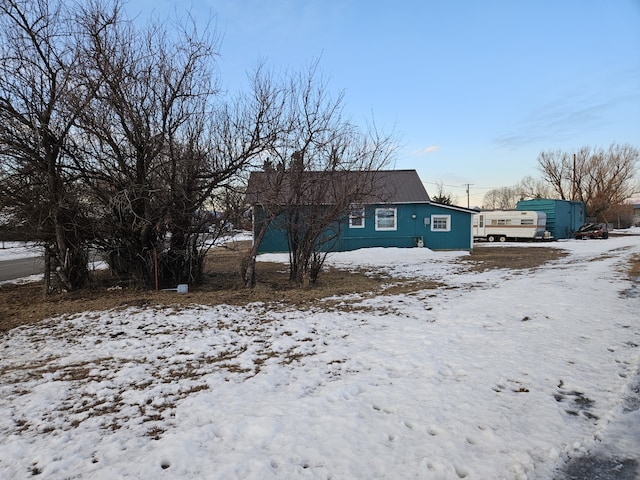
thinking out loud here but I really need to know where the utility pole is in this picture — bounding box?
[572,153,576,201]
[463,183,473,208]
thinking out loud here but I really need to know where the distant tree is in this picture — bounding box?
[603,202,634,229]
[537,143,640,219]
[515,175,552,200]
[482,186,518,210]
[430,182,453,205]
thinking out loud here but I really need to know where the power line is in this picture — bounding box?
[422,180,518,191]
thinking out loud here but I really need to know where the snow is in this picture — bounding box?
[0,241,42,261]
[1,234,640,479]
[0,232,253,264]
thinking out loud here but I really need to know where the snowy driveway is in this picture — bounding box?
[1,235,639,479]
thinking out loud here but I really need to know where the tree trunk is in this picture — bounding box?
[243,219,269,288]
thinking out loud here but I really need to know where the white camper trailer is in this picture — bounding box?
[473,210,549,242]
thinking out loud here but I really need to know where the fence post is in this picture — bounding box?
[43,245,50,297]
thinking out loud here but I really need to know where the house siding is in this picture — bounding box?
[253,203,473,253]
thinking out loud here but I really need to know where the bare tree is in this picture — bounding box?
[604,202,634,229]
[482,186,518,210]
[73,4,224,287]
[515,175,551,200]
[537,149,572,200]
[0,0,105,291]
[537,143,639,219]
[244,63,397,288]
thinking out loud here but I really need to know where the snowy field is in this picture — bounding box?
[1,233,640,479]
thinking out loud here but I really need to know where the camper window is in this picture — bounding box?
[521,219,534,225]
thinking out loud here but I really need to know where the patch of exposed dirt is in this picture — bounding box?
[458,245,569,272]
[0,243,571,333]
[629,254,640,278]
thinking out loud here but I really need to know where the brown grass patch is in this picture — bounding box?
[0,243,391,332]
[459,245,568,271]
[629,254,640,278]
[0,242,568,332]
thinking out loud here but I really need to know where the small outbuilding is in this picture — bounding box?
[246,169,475,253]
[516,199,585,239]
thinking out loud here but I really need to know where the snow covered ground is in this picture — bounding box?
[1,233,639,479]
[0,241,42,261]
[0,232,253,263]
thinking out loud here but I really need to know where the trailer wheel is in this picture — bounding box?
[487,235,496,242]
[499,236,507,242]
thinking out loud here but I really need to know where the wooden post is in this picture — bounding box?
[43,245,50,297]
[154,249,159,291]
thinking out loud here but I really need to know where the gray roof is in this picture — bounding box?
[245,169,430,205]
[370,170,431,203]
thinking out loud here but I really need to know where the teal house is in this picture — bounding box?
[246,169,475,252]
[516,199,585,239]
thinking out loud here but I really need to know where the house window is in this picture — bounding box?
[375,207,397,231]
[431,215,451,232]
[349,207,365,228]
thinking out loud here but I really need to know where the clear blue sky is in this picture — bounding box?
[127,0,640,206]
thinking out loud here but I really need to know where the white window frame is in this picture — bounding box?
[375,207,397,231]
[349,206,365,228]
[430,214,451,232]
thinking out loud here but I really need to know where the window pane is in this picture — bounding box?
[431,215,450,231]
[349,207,365,228]
[376,208,396,230]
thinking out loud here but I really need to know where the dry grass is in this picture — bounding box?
[629,254,640,278]
[0,242,394,332]
[458,245,569,271]
[0,242,585,333]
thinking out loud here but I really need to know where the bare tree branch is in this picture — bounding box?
[244,62,397,287]
[536,143,639,219]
